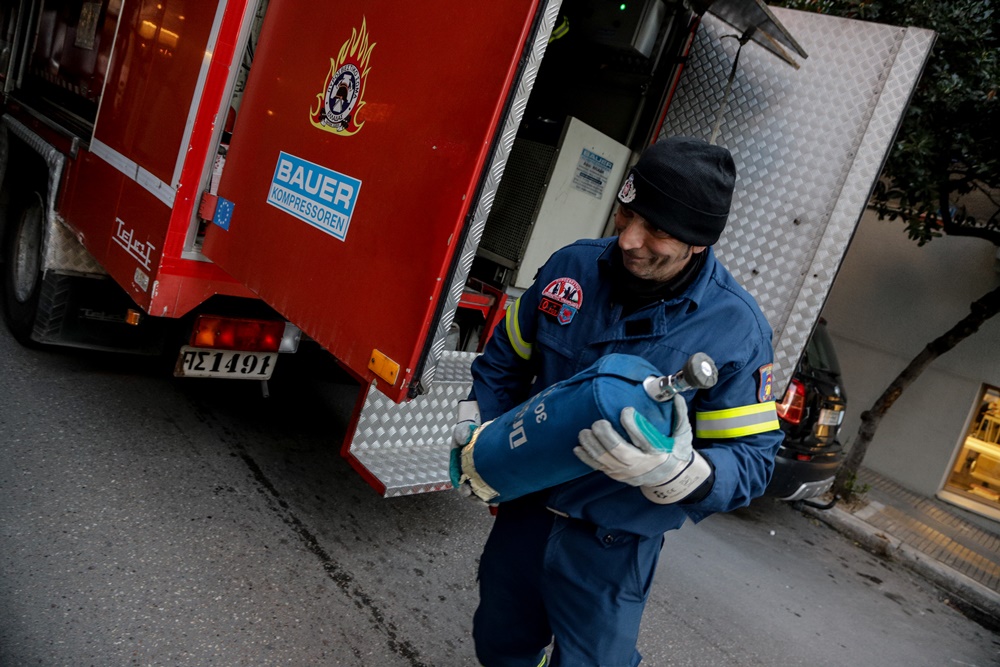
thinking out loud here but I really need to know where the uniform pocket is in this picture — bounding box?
[535,328,576,362]
[545,518,658,604]
[534,329,583,381]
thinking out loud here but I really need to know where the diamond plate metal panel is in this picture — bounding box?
[661,9,933,392]
[1,115,107,276]
[44,214,108,275]
[350,351,475,497]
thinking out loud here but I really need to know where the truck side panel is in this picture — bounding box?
[91,0,219,186]
[57,148,123,264]
[53,0,257,315]
[202,1,541,403]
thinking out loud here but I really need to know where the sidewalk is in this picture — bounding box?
[801,467,1000,626]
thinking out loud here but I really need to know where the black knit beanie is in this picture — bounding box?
[617,137,736,246]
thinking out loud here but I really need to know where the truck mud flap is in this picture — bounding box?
[31,272,169,354]
[342,350,476,497]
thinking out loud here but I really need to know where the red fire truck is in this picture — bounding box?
[0,0,933,496]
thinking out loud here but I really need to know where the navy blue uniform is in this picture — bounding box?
[470,237,782,666]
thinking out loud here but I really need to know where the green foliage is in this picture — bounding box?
[834,468,871,503]
[774,0,1000,246]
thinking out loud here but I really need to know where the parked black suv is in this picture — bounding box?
[766,320,847,501]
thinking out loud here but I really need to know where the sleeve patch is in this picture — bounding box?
[757,363,774,403]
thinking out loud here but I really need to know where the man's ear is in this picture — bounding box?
[691,245,708,255]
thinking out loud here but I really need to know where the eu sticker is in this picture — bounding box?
[267,151,361,242]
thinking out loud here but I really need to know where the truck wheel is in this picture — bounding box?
[2,191,46,344]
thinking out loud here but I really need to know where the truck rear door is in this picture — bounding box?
[677,8,934,393]
[201,0,542,403]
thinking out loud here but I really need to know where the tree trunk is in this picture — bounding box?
[833,282,1000,498]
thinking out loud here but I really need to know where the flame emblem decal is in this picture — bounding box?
[310,18,374,136]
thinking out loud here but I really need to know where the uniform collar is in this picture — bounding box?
[597,238,717,311]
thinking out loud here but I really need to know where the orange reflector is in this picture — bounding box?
[125,309,142,326]
[368,349,400,385]
[189,315,285,352]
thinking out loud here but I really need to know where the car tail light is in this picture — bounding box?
[777,378,806,425]
[189,315,286,352]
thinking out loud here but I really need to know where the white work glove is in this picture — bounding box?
[449,400,481,491]
[574,394,712,504]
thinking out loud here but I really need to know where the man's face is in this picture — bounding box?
[614,205,706,283]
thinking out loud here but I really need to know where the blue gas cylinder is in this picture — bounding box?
[459,353,674,503]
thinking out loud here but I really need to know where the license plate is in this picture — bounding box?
[175,346,278,379]
[818,408,843,426]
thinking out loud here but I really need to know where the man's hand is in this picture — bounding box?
[574,395,711,504]
[449,400,481,490]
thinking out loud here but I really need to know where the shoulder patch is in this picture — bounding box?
[541,277,583,307]
[757,363,774,403]
[538,277,583,326]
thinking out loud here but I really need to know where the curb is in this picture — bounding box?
[801,504,1000,624]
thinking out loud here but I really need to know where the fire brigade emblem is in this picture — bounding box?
[758,363,774,403]
[310,18,374,136]
[538,277,583,326]
[618,173,636,203]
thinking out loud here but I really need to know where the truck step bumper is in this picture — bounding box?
[344,350,476,497]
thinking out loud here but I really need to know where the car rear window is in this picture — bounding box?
[804,325,842,375]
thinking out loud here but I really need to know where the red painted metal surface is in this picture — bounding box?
[458,280,508,352]
[99,179,170,309]
[59,150,124,267]
[652,14,701,145]
[55,0,258,318]
[149,0,259,317]
[93,0,219,185]
[160,0,253,263]
[203,1,539,403]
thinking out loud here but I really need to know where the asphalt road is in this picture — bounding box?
[1,333,998,666]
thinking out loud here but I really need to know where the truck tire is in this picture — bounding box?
[2,190,46,344]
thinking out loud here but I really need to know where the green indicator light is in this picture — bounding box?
[620,3,627,9]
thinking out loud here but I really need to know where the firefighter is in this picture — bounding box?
[453,136,783,666]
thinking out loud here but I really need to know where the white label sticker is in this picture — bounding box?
[572,149,614,199]
[133,267,150,292]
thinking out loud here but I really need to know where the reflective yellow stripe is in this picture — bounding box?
[695,401,779,439]
[505,296,533,360]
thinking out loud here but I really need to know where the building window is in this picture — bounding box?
[942,385,1000,520]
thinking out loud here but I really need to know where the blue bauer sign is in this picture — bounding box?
[266,151,362,241]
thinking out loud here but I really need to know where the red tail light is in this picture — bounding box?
[776,378,806,425]
[189,315,285,352]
